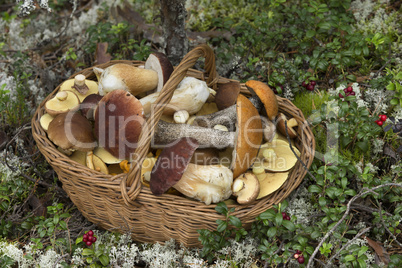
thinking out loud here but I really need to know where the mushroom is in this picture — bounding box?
[149,137,233,205]
[80,94,103,120]
[86,151,109,174]
[69,150,86,166]
[39,113,54,131]
[94,63,158,96]
[173,110,189,124]
[45,91,80,117]
[47,112,97,153]
[215,81,241,111]
[232,173,260,204]
[94,89,145,160]
[144,52,174,92]
[93,146,123,164]
[276,113,298,139]
[139,77,211,116]
[190,148,220,165]
[60,74,99,102]
[255,171,290,199]
[253,142,300,172]
[262,117,277,142]
[245,80,278,121]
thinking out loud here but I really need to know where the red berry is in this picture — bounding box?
[298,255,305,264]
[376,120,383,126]
[86,241,92,246]
[302,81,307,87]
[296,250,302,254]
[92,236,97,242]
[346,86,353,92]
[343,88,349,93]
[380,115,387,121]
[306,84,314,91]
[285,215,291,220]
[83,234,88,239]
[339,93,344,98]
[310,81,316,86]
[350,91,356,96]
[83,237,87,242]
[294,253,299,259]
[346,92,351,96]
[87,230,94,236]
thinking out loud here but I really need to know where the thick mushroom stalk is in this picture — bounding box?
[232,173,260,204]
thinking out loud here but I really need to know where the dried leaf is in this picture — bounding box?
[95,42,112,65]
[364,236,390,265]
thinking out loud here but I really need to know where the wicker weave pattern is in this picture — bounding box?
[31,45,315,247]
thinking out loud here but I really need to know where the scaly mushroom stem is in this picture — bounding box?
[192,95,262,130]
[72,74,90,94]
[152,120,236,149]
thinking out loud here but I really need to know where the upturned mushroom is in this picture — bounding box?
[144,52,174,92]
[255,171,291,199]
[39,113,54,131]
[139,77,211,116]
[150,137,233,205]
[253,141,300,172]
[214,81,241,110]
[276,113,298,139]
[232,173,260,204]
[45,91,80,117]
[60,74,99,102]
[94,89,145,160]
[47,112,97,153]
[94,63,158,96]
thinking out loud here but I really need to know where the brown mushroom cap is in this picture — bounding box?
[150,137,199,195]
[245,80,278,121]
[231,94,263,178]
[232,173,260,204]
[144,52,174,92]
[47,112,97,152]
[45,91,80,117]
[276,113,298,139]
[94,89,145,160]
[80,94,103,120]
[215,81,241,111]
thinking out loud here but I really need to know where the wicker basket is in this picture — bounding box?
[31,45,315,248]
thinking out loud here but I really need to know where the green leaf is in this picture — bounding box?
[229,216,242,228]
[386,83,395,91]
[275,213,283,226]
[217,220,228,233]
[215,202,228,215]
[341,177,348,189]
[53,214,59,225]
[298,236,308,246]
[308,185,322,193]
[390,98,399,105]
[76,236,83,245]
[357,259,367,268]
[99,254,110,266]
[282,220,296,231]
[356,141,369,152]
[318,22,332,30]
[267,226,277,238]
[344,254,356,262]
[306,30,316,39]
[319,197,327,207]
[258,209,276,221]
[82,248,94,256]
[362,45,369,56]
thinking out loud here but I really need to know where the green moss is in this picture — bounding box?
[292,90,330,119]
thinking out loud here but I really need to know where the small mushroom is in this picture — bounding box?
[150,137,233,205]
[39,113,54,131]
[45,91,80,117]
[94,63,158,96]
[86,151,109,174]
[139,77,211,116]
[276,113,298,139]
[60,74,99,102]
[94,89,145,160]
[47,112,97,153]
[232,173,260,204]
[253,142,300,172]
[93,146,123,164]
[215,81,241,110]
[80,94,103,120]
[173,110,189,124]
[144,52,174,92]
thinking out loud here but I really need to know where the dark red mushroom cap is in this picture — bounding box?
[150,137,199,195]
[144,52,174,92]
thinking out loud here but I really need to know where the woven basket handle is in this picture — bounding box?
[120,44,218,204]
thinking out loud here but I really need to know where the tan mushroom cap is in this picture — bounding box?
[69,150,86,166]
[245,80,278,121]
[60,75,99,102]
[253,142,300,172]
[276,113,298,139]
[45,91,80,117]
[256,171,290,199]
[232,173,260,204]
[86,151,109,174]
[39,113,54,131]
[47,112,97,152]
[231,94,263,178]
[93,146,123,164]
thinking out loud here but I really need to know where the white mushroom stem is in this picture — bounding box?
[262,148,277,162]
[173,110,189,124]
[139,77,211,116]
[56,91,68,101]
[152,120,236,149]
[232,173,260,204]
[173,163,233,205]
[286,118,298,128]
[73,74,90,94]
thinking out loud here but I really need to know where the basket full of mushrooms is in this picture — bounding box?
[31,45,315,247]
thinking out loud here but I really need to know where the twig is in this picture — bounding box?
[307,183,402,268]
[351,203,392,217]
[284,121,317,181]
[52,253,69,268]
[326,227,371,266]
[378,202,402,248]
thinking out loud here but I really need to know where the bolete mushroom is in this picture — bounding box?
[94,89,145,160]
[139,77,211,116]
[215,81,241,111]
[86,151,109,174]
[60,74,99,102]
[150,137,233,205]
[245,80,278,121]
[94,63,158,96]
[45,91,80,117]
[80,93,103,120]
[232,173,260,204]
[253,142,300,172]
[93,146,123,164]
[255,171,290,199]
[47,112,97,153]
[276,113,298,139]
[39,113,54,131]
[144,52,174,92]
